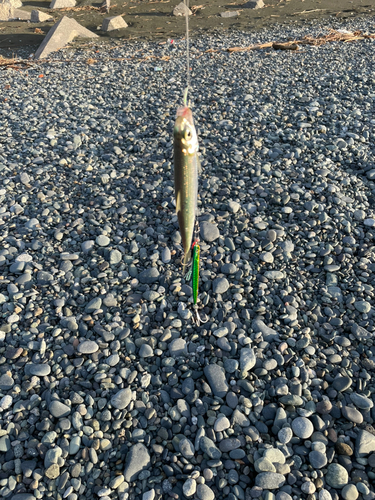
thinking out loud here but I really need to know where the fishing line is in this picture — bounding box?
[183,0,190,106]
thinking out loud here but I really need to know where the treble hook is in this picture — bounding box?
[193,306,207,327]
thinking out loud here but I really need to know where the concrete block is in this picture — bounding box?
[34,16,99,60]
[49,0,76,9]
[245,0,264,8]
[31,9,54,22]
[220,11,239,18]
[101,15,127,31]
[0,0,22,8]
[101,0,110,13]
[11,8,31,19]
[0,4,12,19]
[173,2,192,16]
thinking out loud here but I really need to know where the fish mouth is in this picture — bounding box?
[176,106,193,123]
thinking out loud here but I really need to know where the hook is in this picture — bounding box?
[193,306,207,326]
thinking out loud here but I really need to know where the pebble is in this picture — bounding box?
[0,19,375,500]
[200,221,220,242]
[350,392,373,409]
[291,417,314,438]
[342,484,359,500]
[240,347,256,373]
[326,463,349,489]
[49,401,71,418]
[332,376,352,392]
[77,340,99,354]
[309,450,327,469]
[200,436,222,459]
[96,235,110,246]
[110,388,132,409]
[255,472,286,489]
[183,478,197,497]
[212,277,230,294]
[204,364,229,397]
[342,405,363,424]
[356,430,375,457]
[123,443,151,482]
[278,427,293,444]
[196,483,215,500]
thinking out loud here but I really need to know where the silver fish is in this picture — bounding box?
[173,105,199,267]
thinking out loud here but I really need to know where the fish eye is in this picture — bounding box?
[185,130,192,139]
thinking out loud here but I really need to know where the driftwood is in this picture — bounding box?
[272,42,299,51]
[227,29,375,53]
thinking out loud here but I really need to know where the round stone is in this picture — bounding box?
[309,450,327,469]
[341,484,359,500]
[319,490,333,500]
[214,415,230,432]
[49,401,71,418]
[263,448,286,464]
[183,478,196,497]
[212,277,229,294]
[301,481,316,494]
[196,483,215,500]
[255,472,286,489]
[110,388,132,409]
[96,235,110,246]
[354,301,371,313]
[316,400,332,414]
[332,376,352,392]
[350,392,374,410]
[292,417,314,439]
[77,341,99,354]
[29,364,51,377]
[326,463,349,489]
[139,344,154,358]
[278,427,293,444]
[200,222,220,242]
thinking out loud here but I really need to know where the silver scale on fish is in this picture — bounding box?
[173,0,207,327]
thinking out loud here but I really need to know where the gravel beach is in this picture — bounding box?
[1,15,375,500]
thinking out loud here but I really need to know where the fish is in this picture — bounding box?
[173,105,199,268]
